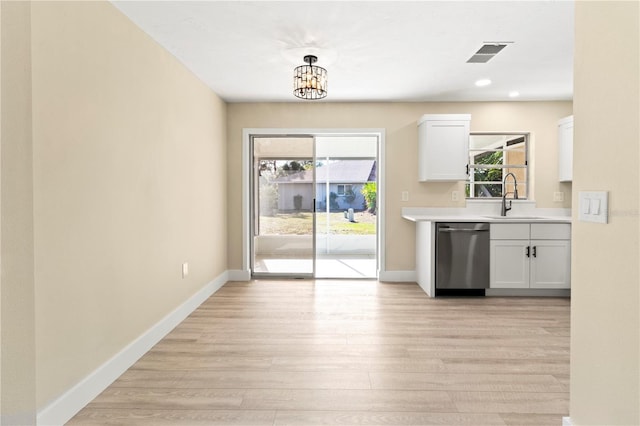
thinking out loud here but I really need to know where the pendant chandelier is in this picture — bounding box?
[293,55,327,100]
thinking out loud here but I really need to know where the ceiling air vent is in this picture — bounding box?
[467,43,508,63]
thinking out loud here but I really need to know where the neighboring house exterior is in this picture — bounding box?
[273,159,376,211]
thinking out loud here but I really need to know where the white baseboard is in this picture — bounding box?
[230,269,414,283]
[562,417,572,426]
[36,271,230,426]
[227,269,251,281]
[378,270,417,282]
[486,288,571,297]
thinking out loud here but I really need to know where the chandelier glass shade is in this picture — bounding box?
[293,55,327,100]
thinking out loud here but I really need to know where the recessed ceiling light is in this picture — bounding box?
[508,91,520,98]
[475,79,492,87]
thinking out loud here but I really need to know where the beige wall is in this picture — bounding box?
[1,2,2,412]
[29,1,227,409]
[0,2,36,423]
[227,101,572,271]
[571,1,639,424]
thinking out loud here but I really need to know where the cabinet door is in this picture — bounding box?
[530,240,571,289]
[490,240,530,289]
[558,116,573,182]
[418,117,470,181]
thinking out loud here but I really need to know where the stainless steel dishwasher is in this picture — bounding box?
[435,222,490,295]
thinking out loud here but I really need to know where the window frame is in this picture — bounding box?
[466,133,529,200]
[336,184,353,196]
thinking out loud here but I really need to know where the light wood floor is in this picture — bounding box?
[68,280,570,425]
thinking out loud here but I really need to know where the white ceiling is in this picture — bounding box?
[112,1,574,103]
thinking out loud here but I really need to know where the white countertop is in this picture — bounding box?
[402,203,572,224]
[402,214,571,223]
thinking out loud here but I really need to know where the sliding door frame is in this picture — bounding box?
[250,135,316,278]
[242,128,386,279]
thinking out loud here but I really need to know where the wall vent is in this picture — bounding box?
[467,43,509,63]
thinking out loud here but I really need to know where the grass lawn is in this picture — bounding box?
[259,211,376,235]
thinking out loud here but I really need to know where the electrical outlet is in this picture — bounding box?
[182,262,189,278]
[451,191,460,202]
[401,191,409,202]
[553,191,564,202]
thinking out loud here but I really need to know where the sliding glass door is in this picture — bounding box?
[250,134,378,279]
[315,137,378,278]
[251,137,315,277]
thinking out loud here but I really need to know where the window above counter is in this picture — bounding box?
[467,133,529,200]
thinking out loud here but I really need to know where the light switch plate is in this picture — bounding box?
[401,191,409,202]
[579,191,608,224]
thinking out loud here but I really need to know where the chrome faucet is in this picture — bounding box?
[501,172,519,216]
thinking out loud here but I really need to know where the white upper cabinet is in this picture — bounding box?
[558,115,574,182]
[418,114,471,181]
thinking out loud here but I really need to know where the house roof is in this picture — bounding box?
[274,160,376,184]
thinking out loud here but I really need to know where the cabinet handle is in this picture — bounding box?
[466,164,469,175]
[533,246,537,257]
[526,246,530,257]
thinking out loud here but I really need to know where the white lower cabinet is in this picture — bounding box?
[490,223,571,289]
[490,240,530,288]
[529,239,571,288]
